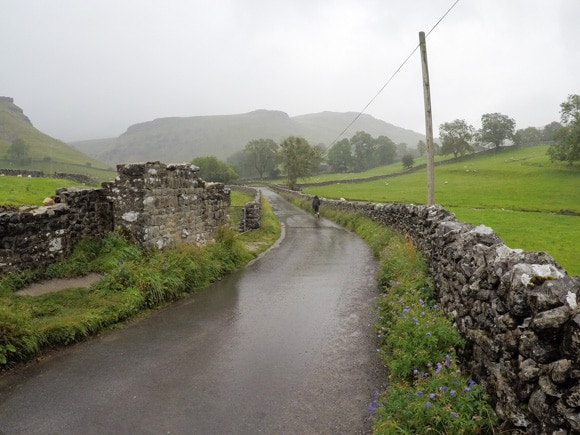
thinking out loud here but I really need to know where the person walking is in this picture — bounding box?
[312,195,321,219]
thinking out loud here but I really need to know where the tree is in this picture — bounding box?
[513,126,542,146]
[350,131,375,171]
[396,142,408,159]
[543,121,563,142]
[277,136,320,190]
[244,138,279,180]
[191,156,239,184]
[327,138,354,173]
[416,140,426,157]
[439,119,474,158]
[480,112,516,149]
[374,136,397,166]
[7,138,30,163]
[402,153,414,169]
[433,142,441,156]
[548,94,580,165]
[226,149,252,178]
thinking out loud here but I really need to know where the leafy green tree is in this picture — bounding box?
[244,138,279,180]
[226,149,252,178]
[327,138,354,173]
[401,153,414,169]
[548,94,580,165]
[543,121,563,142]
[374,136,397,166]
[513,126,542,146]
[191,156,239,184]
[277,136,320,190]
[350,131,375,171]
[480,112,516,149]
[416,140,426,156]
[7,138,30,163]
[439,119,474,158]
[433,142,441,156]
[396,142,408,159]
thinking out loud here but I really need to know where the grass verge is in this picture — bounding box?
[284,193,498,434]
[0,194,280,368]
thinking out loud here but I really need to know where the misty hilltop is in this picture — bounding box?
[71,110,426,164]
[0,97,109,170]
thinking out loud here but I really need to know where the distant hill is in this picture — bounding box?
[0,97,112,177]
[70,110,426,164]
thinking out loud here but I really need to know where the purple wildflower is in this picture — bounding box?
[445,354,450,367]
[426,401,431,409]
[429,393,436,399]
[368,400,378,416]
[450,390,456,397]
[451,412,458,418]
[426,332,431,337]
[416,391,423,396]
[464,387,471,393]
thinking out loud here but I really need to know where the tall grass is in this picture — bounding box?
[0,188,282,368]
[0,227,256,366]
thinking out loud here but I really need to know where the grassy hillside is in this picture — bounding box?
[77,110,426,165]
[293,111,425,147]
[0,97,115,183]
[302,145,580,275]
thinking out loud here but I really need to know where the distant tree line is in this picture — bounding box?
[193,94,579,186]
[437,94,579,166]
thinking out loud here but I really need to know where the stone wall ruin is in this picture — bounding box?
[0,162,230,274]
[103,162,229,249]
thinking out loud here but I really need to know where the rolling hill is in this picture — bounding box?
[0,97,113,180]
[71,110,426,164]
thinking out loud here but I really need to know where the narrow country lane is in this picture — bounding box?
[0,189,385,435]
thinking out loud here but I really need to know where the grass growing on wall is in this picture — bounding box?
[284,193,498,434]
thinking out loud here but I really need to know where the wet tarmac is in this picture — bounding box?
[0,189,385,434]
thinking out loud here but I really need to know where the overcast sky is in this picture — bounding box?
[2,0,579,142]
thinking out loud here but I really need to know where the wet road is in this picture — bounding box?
[0,189,384,434]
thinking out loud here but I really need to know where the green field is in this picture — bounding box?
[0,176,82,206]
[302,145,580,275]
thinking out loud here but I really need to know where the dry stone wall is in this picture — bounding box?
[274,187,579,435]
[102,162,229,249]
[228,186,261,232]
[0,188,113,273]
[0,162,230,274]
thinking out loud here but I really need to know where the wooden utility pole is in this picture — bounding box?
[419,31,435,205]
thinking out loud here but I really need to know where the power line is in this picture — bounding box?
[328,0,461,148]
